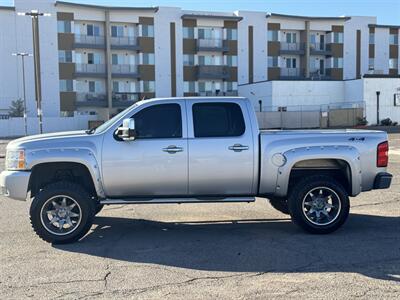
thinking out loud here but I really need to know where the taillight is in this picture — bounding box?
[377,141,389,167]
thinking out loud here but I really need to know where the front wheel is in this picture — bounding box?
[288,175,350,234]
[29,181,95,244]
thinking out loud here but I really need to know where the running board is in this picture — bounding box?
[100,196,256,205]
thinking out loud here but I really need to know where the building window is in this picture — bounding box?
[332,57,343,68]
[57,20,71,33]
[143,81,155,92]
[268,30,279,42]
[183,54,195,66]
[268,56,279,67]
[389,58,398,69]
[87,24,100,36]
[111,54,120,65]
[390,34,399,45]
[111,25,124,37]
[59,80,73,92]
[142,53,155,65]
[112,81,120,92]
[58,50,73,63]
[369,33,375,44]
[88,81,96,93]
[183,27,194,39]
[226,28,237,40]
[286,58,297,68]
[141,25,154,37]
[184,81,196,93]
[198,55,221,66]
[199,81,212,93]
[333,32,344,43]
[368,58,374,70]
[87,53,101,64]
[227,55,237,67]
[286,32,297,43]
[226,81,237,92]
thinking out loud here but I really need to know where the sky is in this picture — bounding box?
[1,0,399,25]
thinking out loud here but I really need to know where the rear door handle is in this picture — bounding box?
[228,144,249,152]
[162,145,183,154]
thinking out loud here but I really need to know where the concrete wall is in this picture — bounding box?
[0,115,98,137]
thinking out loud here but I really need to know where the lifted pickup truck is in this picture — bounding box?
[0,97,392,243]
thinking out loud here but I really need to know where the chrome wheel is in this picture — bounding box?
[302,187,342,226]
[40,195,82,236]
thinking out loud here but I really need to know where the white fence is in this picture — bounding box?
[0,115,98,137]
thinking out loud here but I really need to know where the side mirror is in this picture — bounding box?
[117,118,137,141]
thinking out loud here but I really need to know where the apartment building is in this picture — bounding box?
[0,0,399,124]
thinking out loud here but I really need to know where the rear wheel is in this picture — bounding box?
[288,175,350,234]
[30,181,95,244]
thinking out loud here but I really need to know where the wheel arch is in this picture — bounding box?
[275,146,361,197]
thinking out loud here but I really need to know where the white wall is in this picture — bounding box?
[0,115,98,137]
[154,7,183,97]
[0,8,19,114]
[343,16,376,80]
[237,11,267,84]
[362,78,400,125]
[374,28,390,73]
[14,0,60,117]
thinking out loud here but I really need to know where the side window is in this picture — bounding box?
[192,102,245,137]
[133,104,182,139]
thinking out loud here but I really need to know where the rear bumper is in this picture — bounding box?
[373,172,392,189]
[0,171,31,201]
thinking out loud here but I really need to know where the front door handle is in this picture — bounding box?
[162,145,183,154]
[228,144,249,152]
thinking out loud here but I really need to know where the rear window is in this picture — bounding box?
[192,102,245,137]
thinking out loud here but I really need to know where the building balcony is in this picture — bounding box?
[74,34,105,49]
[112,92,142,107]
[76,92,107,107]
[75,63,106,78]
[280,42,305,55]
[197,65,230,80]
[310,69,331,80]
[198,90,238,97]
[111,64,139,78]
[110,36,140,50]
[310,43,331,55]
[280,68,305,79]
[197,38,228,52]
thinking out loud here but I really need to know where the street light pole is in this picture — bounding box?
[12,52,32,136]
[376,91,381,125]
[18,10,50,134]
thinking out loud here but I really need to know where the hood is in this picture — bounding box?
[6,130,93,150]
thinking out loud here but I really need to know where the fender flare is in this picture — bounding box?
[275,145,362,197]
[26,148,105,198]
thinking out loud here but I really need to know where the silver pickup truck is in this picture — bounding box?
[0,97,392,243]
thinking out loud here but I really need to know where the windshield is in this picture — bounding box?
[89,103,140,134]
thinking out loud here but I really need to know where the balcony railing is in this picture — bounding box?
[280,68,304,78]
[74,34,105,48]
[111,64,139,77]
[310,43,331,54]
[112,92,142,107]
[197,38,228,51]
[280,42,305,53]
[197,65,229,79]
[75,63,106,77]
[76,92,107,107]
[198,90,238,97]
[110,36,140,50]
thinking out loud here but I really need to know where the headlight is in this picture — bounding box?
[6,150,26,170]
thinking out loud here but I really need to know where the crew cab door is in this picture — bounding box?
[101,100,188,197]
[187,99,255,195]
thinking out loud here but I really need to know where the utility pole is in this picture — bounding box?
[12,52,32,136]
[18,10,50,134]
[376,91,381,125]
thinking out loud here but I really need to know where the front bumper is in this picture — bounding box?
[0,171,31,201]
[373,172,393,189]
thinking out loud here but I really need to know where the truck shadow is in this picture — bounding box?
[55,213,400,282]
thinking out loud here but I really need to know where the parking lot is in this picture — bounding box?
[0,135,399,299]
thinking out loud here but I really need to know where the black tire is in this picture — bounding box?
[268,197,289,215]
[288,175,350,234]
[29,181,95,244]
[95,204,104,215]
